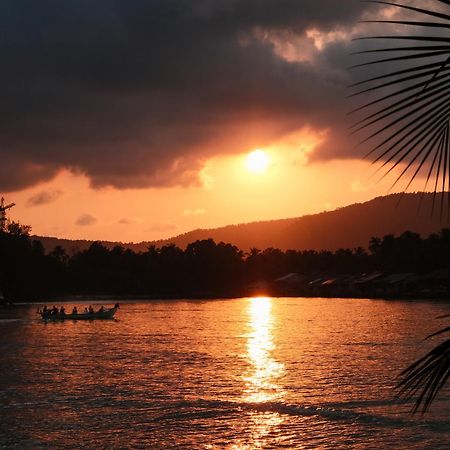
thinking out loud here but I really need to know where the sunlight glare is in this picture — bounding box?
[246,149,270,173]
[240,296,286,449]
[244,297,284,403]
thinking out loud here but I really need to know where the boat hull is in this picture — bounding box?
[40,307,118,321]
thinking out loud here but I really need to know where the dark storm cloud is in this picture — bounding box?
[0,0,377,191]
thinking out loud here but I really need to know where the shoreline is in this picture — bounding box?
[3,294,450,306]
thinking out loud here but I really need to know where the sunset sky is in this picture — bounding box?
[1,1,431,242]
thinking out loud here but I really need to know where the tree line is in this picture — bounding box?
[2,223,450,301]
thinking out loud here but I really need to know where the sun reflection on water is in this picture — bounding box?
[240,297,286,448]
[244,296,285,403]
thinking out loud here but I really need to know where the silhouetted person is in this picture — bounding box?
[98,306,104,313]
[59,306,66,315]
[72,306,78,315]
[88,305,94,314]
[84,307,89,314]
[52,305,58,315]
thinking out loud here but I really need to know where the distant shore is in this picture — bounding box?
[4,225,450,306]
[3,292,450,305]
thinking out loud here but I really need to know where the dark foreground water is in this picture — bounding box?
[1,297,449,449]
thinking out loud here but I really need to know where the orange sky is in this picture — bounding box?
[0,1,434,243]
[7,129,419,243]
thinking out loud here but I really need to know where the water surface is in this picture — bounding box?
[1,297,449,449]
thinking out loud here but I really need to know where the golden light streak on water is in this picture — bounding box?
[244,297,285,403]
[240,297,286,449]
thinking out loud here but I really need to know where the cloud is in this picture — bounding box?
[183,208,206,217]
[0,0,390,191]
[146,223,179,233]
[118,217,142,225]
[75,214,97,226]
[27,189,63,206]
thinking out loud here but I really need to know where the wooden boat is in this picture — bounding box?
[39,304,119,321]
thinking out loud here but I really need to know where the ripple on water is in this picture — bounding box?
[0,298,449,449]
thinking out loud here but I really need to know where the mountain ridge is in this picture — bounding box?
[34,193,448,254]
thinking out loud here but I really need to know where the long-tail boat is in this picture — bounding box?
[39,304,120,321]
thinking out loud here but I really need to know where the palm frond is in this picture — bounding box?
[352,0,450,218]
[427,325,450,339]
[396,336,450,414]
[354,1,450,413]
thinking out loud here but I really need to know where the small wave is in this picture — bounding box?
[323,398,403,409]
[247,402,409,427]
[151,398,410,428]
[344,342,392,347]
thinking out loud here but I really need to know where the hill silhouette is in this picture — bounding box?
[35,193,448,253]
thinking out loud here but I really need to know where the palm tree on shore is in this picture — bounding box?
[351,0,450,413]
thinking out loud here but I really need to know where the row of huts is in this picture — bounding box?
[262,267,450,298]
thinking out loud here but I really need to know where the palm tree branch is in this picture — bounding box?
[420,130,444,208]
[364,1,450,21]
[440,125,449,218]
[360,92,450,150]
[353,45,450,55]
[427,326,450,339]
[348,65,450,101]
[362,20,450,29]
[432,133,445,217]
[397,339,450,413]
[374,120,446,183]
[350,73,450,126]
[437,314,450,319]
[355,35,450,43]
[353,2,450,411]
[350,49,450,69]
[388,125,445,191]
[349,61,446,88]
[367,111,449,172]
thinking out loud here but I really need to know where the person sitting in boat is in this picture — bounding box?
[52,305,58,315]
[98,305,104,313]
[71,306,78,315]
[84,307,89,314]
[59,306,66,315]
[88,305,94,314]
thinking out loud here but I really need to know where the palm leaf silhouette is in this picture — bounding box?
[352,0,450,412]
[396,326,450,414]
[350,0,450,218]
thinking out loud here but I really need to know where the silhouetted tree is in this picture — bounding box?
[0,222,64,299]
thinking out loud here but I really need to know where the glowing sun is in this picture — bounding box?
[246,149,270,173]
